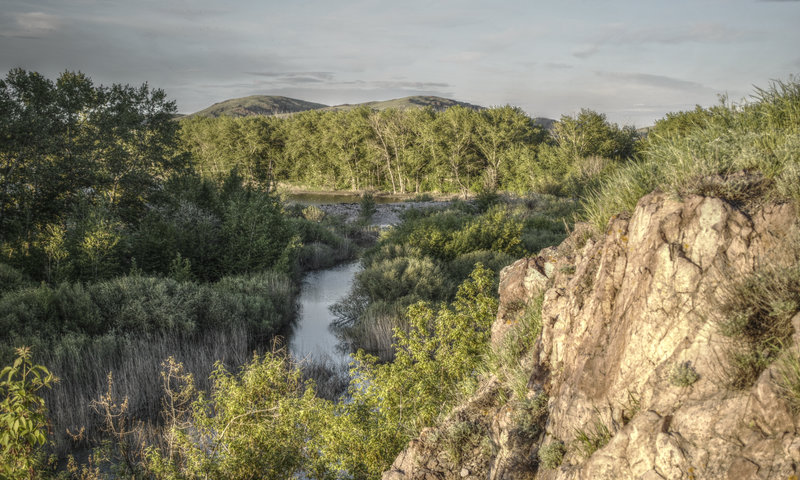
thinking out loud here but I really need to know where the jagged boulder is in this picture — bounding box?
[383,192,800,480]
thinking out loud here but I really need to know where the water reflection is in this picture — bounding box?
[289,261,360,366]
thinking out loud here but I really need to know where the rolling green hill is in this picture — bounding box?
[322,95,483,112]
[190,95,328,117]
[187,94,555,127]
[188,95,485,117]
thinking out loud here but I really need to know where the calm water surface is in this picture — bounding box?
[289,261,360,366]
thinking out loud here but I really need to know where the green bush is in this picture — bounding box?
[302,205,326,222]
[0,271,296,365]
[355,256,449,304]
[669,361,700,387]
[132,200,224,281]
[144,353,322,480]
[0,264,33,296]
[446,204,525,258]
[538,441,566,470]
[447,250,516,285]
[359,192,377,221]
[211,270,295,336]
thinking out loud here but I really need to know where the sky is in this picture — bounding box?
[1,0,798,126]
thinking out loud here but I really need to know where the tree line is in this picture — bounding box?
[180,103,640,197]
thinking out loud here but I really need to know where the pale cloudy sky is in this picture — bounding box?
[1,0,798,126]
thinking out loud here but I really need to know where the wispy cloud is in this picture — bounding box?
[364,80,450,90]
[241,72,449,93]
[572,45,600,59]
[0,11,60,38]
[246,71,336,83]
[154,6,232,20]
[595,72,714,93]
[573,22,757,58]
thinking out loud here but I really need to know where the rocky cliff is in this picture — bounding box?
[383,192,800,480]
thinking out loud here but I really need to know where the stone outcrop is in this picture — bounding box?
[383,192,799,480]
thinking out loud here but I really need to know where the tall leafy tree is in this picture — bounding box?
[473,105,544,191]
[437,106,478,197]
[0,69,184,243]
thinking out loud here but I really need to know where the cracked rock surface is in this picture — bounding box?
[383,193,799,480]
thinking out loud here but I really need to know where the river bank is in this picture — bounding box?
[314,200,451,226]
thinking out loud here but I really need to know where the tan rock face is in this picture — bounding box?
[383,193,799,480]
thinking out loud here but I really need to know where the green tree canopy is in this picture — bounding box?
[0,69,184,241]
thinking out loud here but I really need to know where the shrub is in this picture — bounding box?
[0,264,33,296]
[438,420,491,465]
[355,256,448,304]
[211,270,295,336]
[447,250,515,287]
[341,197,573,360]
[538,440,566,470]
[133,200,224,281]
[144,352,323,480]
[359,192,377,221]
[512,393,548,440]
[302,205,326,222]
[718,262,800,389]
[669,361,700,387]
[447,204,525,258]
[405,193,434,202]
[0,270,297,455]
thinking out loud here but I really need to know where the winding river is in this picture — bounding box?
[288,260,359,367]
[284,196,448,368]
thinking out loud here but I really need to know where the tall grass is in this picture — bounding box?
[0,270,297,455]
[40,327,253,455]
[583,79,800,230]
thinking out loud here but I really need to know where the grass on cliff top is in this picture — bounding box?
[718,259,800,389]
[583,78,800,231]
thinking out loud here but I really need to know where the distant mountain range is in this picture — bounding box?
[186,94,555,128]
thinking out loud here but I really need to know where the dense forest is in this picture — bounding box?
[179,100,638,197]
[2,68,799,479]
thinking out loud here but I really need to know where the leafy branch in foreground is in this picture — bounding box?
[0,347,57,479]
